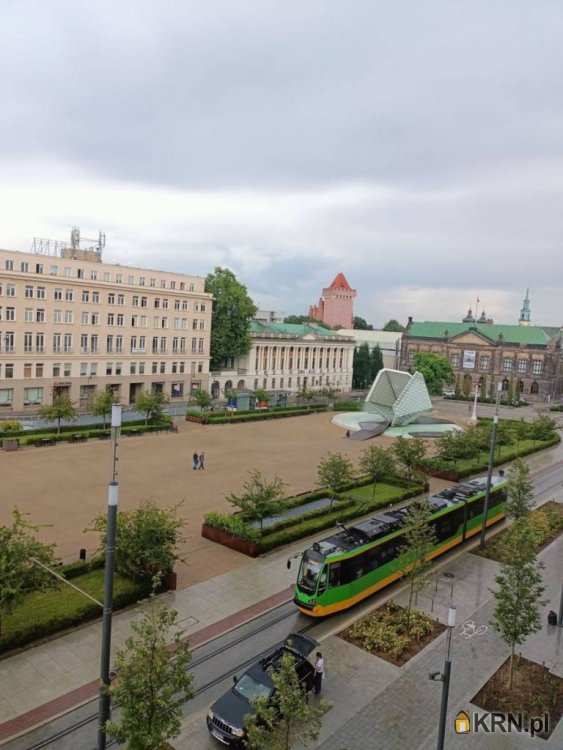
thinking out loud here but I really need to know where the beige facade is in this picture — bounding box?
[210,321,355,398]
[0,247,212,414]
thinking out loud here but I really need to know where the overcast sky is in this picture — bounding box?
[2,0,562,327]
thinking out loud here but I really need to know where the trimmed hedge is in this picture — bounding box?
[14,421,173,446]
[193,406,328,425]
[423,433,561,480]
[203,477,425,554]
[444,395,528,407]
[0,416,171,440]
[333,400,362,411]
[0,569,150,654]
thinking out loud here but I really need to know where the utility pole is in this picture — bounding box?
[97,403,121,750]
[431,606,457,750]
[479,382,502,549]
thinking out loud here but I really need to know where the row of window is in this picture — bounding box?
[3,258,198,292]
[408,348,545,376]
[0,282,208,311]
[0,359,206,381]
[254,345,347,372]
[0,331,207,355]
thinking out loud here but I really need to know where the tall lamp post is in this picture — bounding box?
[479,382,502,550]
[431,605,457,750]
[97,403,121,750]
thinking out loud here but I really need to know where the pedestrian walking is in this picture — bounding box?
[313,651,324,695]
[192,452,199,470]
[199,451,205,470]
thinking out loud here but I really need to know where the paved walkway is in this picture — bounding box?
[316,507,563,750]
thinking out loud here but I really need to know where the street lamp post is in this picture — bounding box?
[479,382,502,550]
[97,403,121,750]
[432,606,457,750]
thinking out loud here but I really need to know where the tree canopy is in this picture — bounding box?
[398,500,437,630]
[39,395,77,434]
[412,352,454,395]
[392,436,426,481]
[353,316,373,330]
[91,389,118,428]
[505,458,534,519]
[107,596,193,749]
[135,390,168,424]
[283,314,333,330]
[317,452,355,506]
[245,652,328,750]
[205,267,257,369]
[382,319,405,332]
[227,470,286,531]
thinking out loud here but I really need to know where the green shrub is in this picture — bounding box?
[0,569,149,654]
[0,420,22,433]
[59,555,104,580]
[333,400,362,411]
[203,512,260,542]
[0,416,171,440]
[345,602,435,659]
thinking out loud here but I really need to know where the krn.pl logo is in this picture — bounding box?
[454,711,471,734]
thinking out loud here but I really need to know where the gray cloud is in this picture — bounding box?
[1,0,563,326]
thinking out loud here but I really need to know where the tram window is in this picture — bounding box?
[468,498,485,519]
[375,538,402,567]
[317,567,328,594]
[329,563,341,587]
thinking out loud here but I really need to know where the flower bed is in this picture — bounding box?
[202,476,426,555]
[474,501,563,563]
[340,601,446,666]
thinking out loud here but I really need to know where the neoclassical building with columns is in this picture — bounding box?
[210,321,355,398]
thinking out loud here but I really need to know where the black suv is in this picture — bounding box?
[206,633,318,747]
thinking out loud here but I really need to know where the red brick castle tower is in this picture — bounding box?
[309,272,356,329]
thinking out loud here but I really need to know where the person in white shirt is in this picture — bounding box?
[313,651,324,694]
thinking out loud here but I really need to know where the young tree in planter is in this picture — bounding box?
[491,522,545,689]
[107,595,193,750]
[227,470,286,532]
[317,452,355,508]
[392,436,426,482]
[245,652,328,750]
[254,388,270,407]
[505,458,534,520]
[192,388,211,412]
[398,500,437,632]
[359,446,396,500]
[0,509,58,636]
[135,389,168,425]
[39,394,77,435]
[91,389,117,429]
[89,501,185,584]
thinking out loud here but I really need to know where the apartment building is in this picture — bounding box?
[0,244,212,413]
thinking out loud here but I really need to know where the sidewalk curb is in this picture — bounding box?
[0,586,293,747]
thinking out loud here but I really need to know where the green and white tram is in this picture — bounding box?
[293,474,506,617]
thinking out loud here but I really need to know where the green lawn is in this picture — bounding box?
[1,569,146,653]
[344,481,412,504]
[449,438,554,474]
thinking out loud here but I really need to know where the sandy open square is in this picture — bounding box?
[0,410,463,587]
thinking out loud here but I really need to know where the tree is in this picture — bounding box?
[89,501,185,583]
[353,316,373,330]
[39,394,77,434]
[359,446,396,499]
[283,315,332,330]
[227,470,286,532]
[192,388,211,411]
[245,652,328,750]
[529,415,557,441]
[0,509,58,636]
[491,523,545,689]
[398,500,436,631]
[352,343,371,389]
[505,458,534,519]
[254,388,270,404]
[412,352,454,396]
[135,390,168,425]
[317,453,355,508]
[107,596,193,750]
[91,389,117,428]
[382,319,405,332]
[205,267,257,369]
[369,344,384,383]
[392,436,426,482]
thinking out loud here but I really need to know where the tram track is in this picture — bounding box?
[15,599,301,750]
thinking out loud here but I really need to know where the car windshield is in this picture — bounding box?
[234,673,272,702]
[297,551,324,594]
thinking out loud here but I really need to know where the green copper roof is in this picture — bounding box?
[250,321,342,337]
[408,321,552,346]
